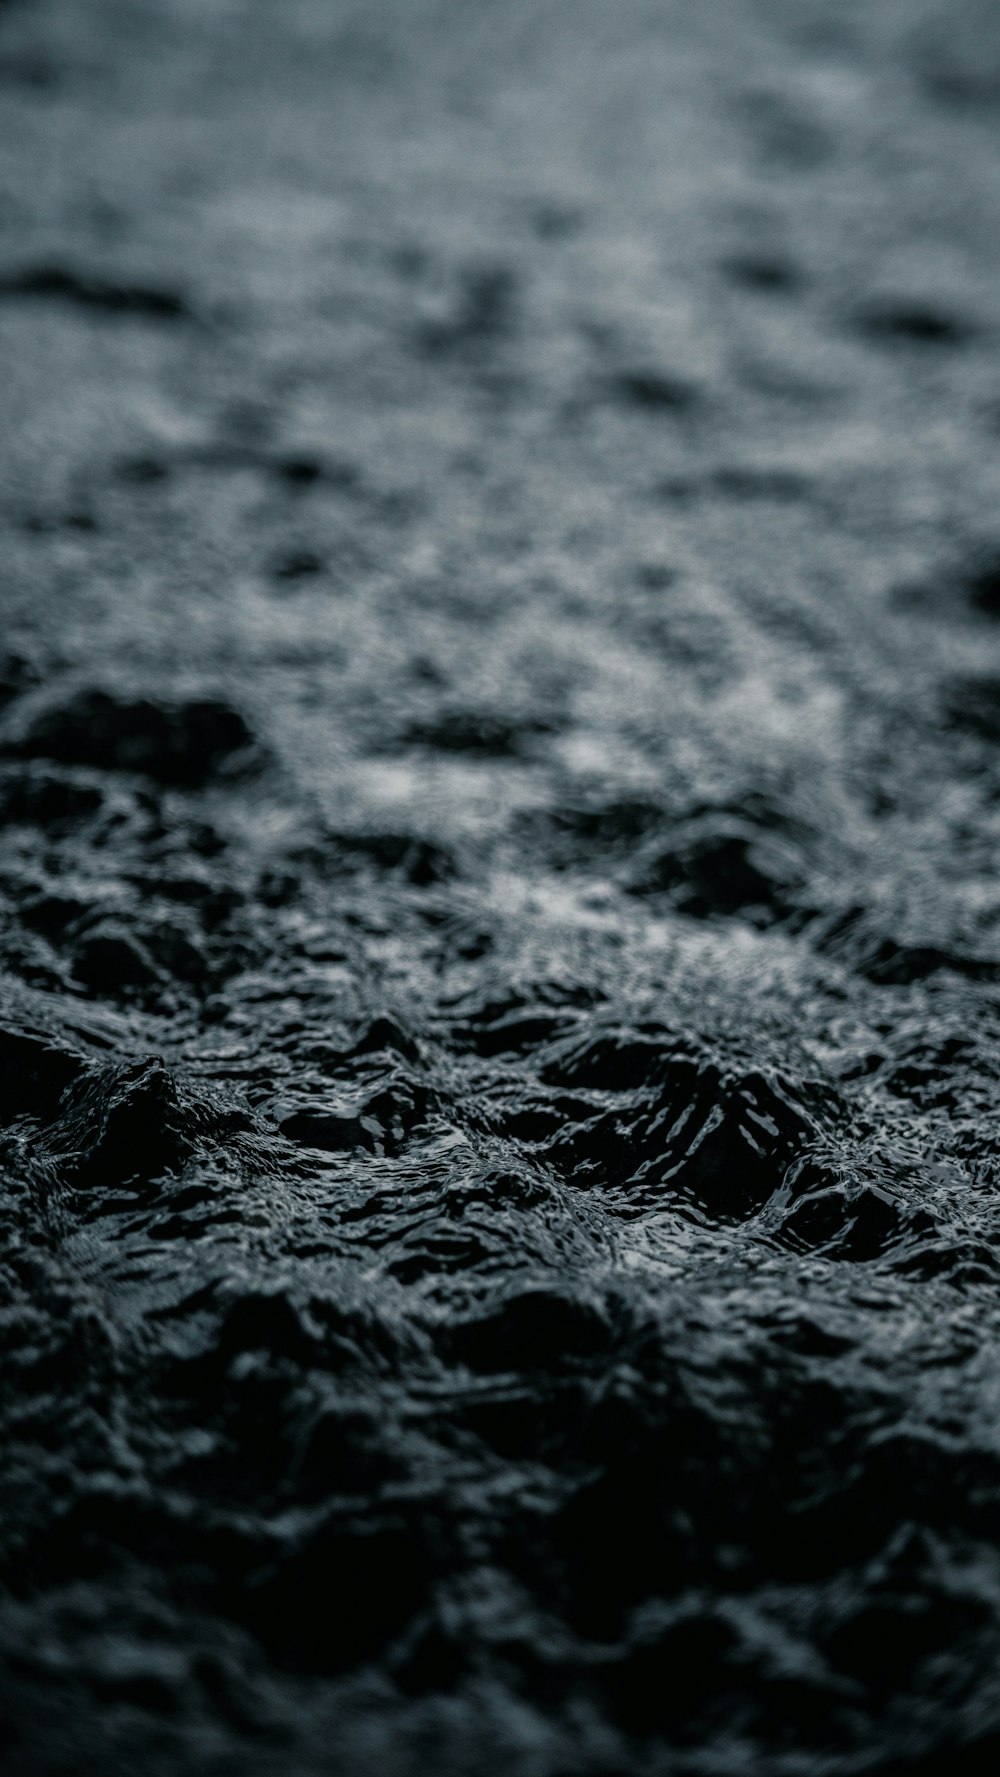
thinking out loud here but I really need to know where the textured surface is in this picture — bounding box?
[3,1,1000,1772]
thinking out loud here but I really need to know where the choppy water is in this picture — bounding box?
[4,2,1000,1772]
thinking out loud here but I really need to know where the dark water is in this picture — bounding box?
[3,2,1000,1772]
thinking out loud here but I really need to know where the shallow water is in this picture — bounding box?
[3,2,1000,1772]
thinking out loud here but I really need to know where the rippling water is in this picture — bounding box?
[3,2,1000,1772]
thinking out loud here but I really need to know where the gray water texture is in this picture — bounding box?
[3,3,1000,1772]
